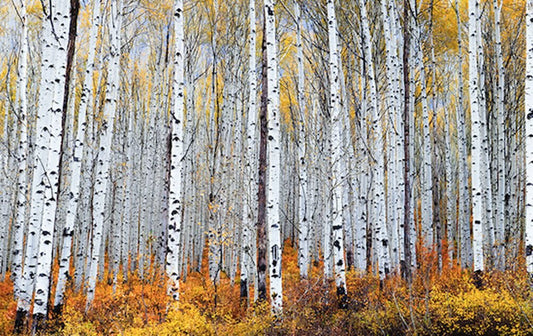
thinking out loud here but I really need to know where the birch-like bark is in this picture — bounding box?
[469,0,484,272]
[360,0,390,279]
[414,22,433,248]
[327,0,347,296]
[31,0,71,327]
[493,0,506,269]
[15,0,60,323]
[241,0,257,301]
[87,0,122,308]
[166,0,185,302]
[54,0,101,311]
[295,2,309,280]
[265,0,282,314]
[525,0,533,275]
[455,0,472,268]
[12,0,28,302]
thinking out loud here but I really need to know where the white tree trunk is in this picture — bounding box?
[87,0,122,308]
[327,0,347,295]
[360,0,390,279]
[166,0,185,302]
[54,0,102,309]
[265,0,282,314]
[241,0,257,300]
[12,0,29,302]
[455,0,472,268]
[32,0,70,323]
[295,2,309,279]
[525,0,533,274]
[469,0,484,272]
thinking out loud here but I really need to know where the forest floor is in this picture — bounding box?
[1,244,532,335]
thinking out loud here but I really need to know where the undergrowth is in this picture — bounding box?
[1,244,532,335]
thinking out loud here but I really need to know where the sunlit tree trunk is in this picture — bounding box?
[30,0,72,329]
[327,0,347,296]
[166,0,185,303]
[12,0,29,303]
[86,0,122,308]
[469,0,484,272]
[241,0,257,302]
[264,0,282,314]
[54,0,101,312]
[360,0,390,279]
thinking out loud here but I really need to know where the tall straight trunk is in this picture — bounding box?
[525,0,533,275]
[257,25,268,303]
[444,84,455,264]
[414,22,433,249]
[241,0,257,301]
[402,0,412,281]
[327,0,347,297]
[166,0,185,303]
[469,0,484,272]
[493,0,506,269]
[355,33,368,272]
[455,0,472,268]
[31,0,72,328]
[359,0,390,279]
[54,0,100,312]
[12,0,29,303]
[15,0,62,325]
[264,0,282,314]
[295,2,309,280]
[86,0,122,308]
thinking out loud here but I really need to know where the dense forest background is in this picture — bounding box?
[0,0,532,334]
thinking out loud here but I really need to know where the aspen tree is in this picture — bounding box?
[12,0,28,303]
[327,0,347,296]
[455,0,472,268]
[241,0,257,301]
[525,0,533,275]
[469,0,484,272]
[54,0,102,312]
[87,0,122,308]
[265,0,282,314]
[166,0,185,301]
[359,0,390,279]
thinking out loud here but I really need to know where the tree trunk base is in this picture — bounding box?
[473,270,483,289]
[13,308,27,334]
[32,312,47,335]
[240,278,248,306]
[336,286,348,309]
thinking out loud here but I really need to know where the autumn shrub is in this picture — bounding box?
[0,275,16,336]
[2,246,533,336]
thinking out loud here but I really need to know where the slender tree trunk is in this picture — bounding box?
[264,0,282,314]
[455,0,472,268]
[493,0,506,270]
[525,0,533,276]
[166,0,185,303]
[86,0,122,308]
[402,0,412,281]
[469,0,484,272]
[241,0,258,302]
[295,2,309,280]
[257,24,268,303]
[327,0,347,298]
[12,0,29,304]
[54,0,98,313]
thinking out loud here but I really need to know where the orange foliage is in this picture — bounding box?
[1,244,532,335]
